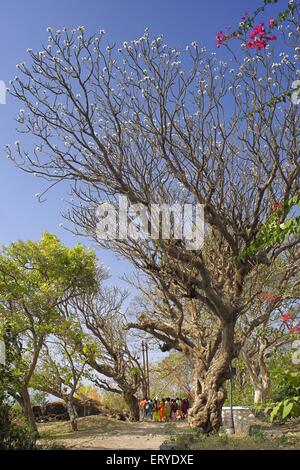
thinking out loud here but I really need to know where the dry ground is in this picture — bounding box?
[38,416,188,450]
[38,415,300,450]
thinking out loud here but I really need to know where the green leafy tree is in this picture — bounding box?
[0,233,98,432]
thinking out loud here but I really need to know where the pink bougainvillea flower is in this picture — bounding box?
[269,18,275,27]
[249,22,266,40]
[241,10,248,20]
[266,34,277,41]
[216,31,227,48]
[247,22,277,50]
[247,39,267,50]
[282,313,292,323]
[263,294,279,302]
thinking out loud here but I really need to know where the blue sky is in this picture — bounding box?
[0,0,285,288]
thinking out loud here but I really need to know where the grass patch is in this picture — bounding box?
[168,428,300,450]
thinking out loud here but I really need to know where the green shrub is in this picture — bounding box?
[268,352,299,402]
[263,371,300,423]
[0,404,37,450]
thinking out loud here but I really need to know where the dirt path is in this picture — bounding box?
[38,415,300,450]
[60,421,175,450]
[39,416,188,450]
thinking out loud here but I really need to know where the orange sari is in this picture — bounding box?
[158,403,166,421]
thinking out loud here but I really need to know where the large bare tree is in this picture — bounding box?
[7,6,300,432]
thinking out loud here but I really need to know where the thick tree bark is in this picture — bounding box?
[188,321,235,434]
[123,392,140,421]
[21,387,38,434]
[189,377,227,433]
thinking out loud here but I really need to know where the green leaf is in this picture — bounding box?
[282,401,294,420]
[270,403,282,422]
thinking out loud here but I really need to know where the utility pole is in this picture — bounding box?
[145,342,150,398]
[141,340,151,398]
[228,362,235,434]
[141,341,147,397]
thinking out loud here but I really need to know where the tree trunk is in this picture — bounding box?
[242,338,271,406]
[124,392,139,421]
[252,376,270,404]
[188,321,235,434]
[253,386,264,404]
[21,387,38,434]
[65,397,78,431]
[243,359,270,405]
[188,365,227,433]
[18,337,44,435]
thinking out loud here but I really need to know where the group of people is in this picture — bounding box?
[139,397,190,422]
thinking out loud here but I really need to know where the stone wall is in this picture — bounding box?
[33,399,128,422]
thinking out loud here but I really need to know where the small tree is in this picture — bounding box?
[241,314,299,404]
[32,337,87,431]
[238,253,299,404]
[69,283,146,421]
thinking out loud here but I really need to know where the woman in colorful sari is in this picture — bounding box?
[170,399,177,421]
[158,398,166,422]
[152,400,159,422]
[145,400,152,421]
[164,398,171,422]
